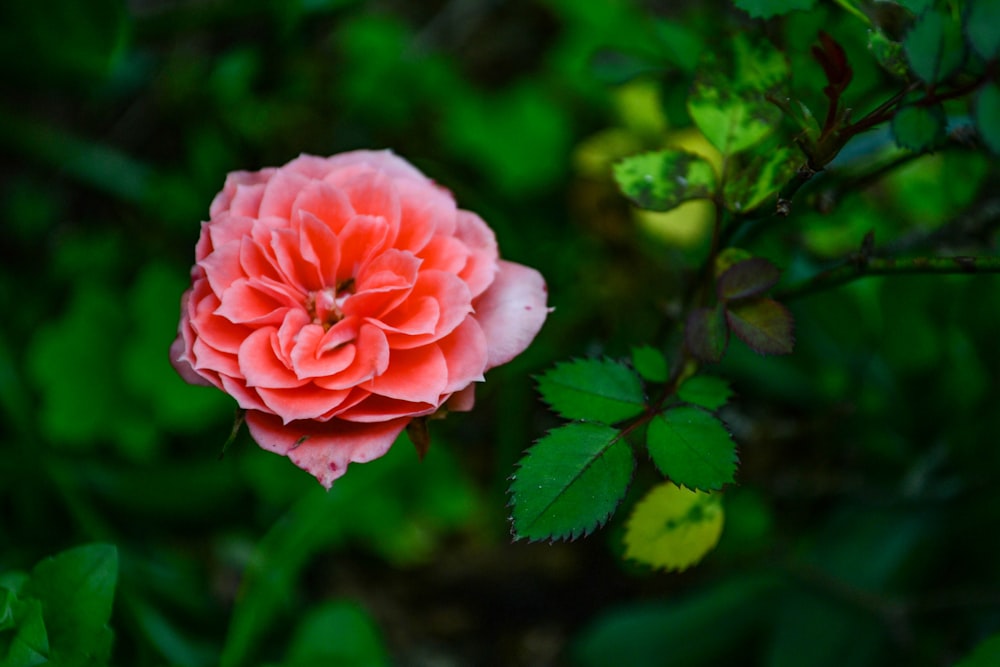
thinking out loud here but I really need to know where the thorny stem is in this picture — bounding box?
[776,255,1000,302]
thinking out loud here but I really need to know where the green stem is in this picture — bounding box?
[776,255,1000,302]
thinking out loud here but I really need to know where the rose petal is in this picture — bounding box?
[256,383,352,422]
[313,323,390,390]
[238,327,308,389]
[366,343,449,403]
[245,410,409,489]
[453,211,499,298]
[211,168,275,217]
[473,260,548,370]
[291,180,355,235]
[437,317,487,392]
[258,170,311,219]
[445,384,476,412]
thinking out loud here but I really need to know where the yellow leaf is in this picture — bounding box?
[624,482,724,571]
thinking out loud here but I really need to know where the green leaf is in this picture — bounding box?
[975,82,1000,155]
[22,543,118,667]
[903,8,966,85]
[623,482,725,571]
[536,358,646,424]
[688,84,783,156]
[965,0,1000,60]
[717,258,781,301]
[687,36,788,156]
[955,633,1000,667]
[283,601,391,667]
[869,29,909,78]
[685,305,729,363]
[726,298,795,355]
[677,375,734,411]
[509,422,635,542]
[722,146,799,213]
[647,406,737,490]
[613,150,717,212]
[0,598,49,667]
[891,104,946,152]
[631,345,668,383]
[733,0,815,19]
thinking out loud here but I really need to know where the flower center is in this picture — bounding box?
[306,278,355,330]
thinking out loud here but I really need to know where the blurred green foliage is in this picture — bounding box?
[1,0,999,665]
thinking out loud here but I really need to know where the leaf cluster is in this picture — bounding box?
[510,356,737,570]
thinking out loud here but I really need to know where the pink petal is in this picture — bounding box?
[297,212,341,288]
[473,260,548,370]
[245,410,409,489]
[216,278,295,326]
[395,177,457,251]
[206,215,255,259]
[378,270,471,348]
[453,211,499,299]
[366,343,449,403]
[336,394,436,422]
[326,149,429,183]
[238,327,308,389]
[313,323,390,390]
[258,170,311,219]
[199,241,245,296]
[437,317,488,392]
[291,180,355,235]
[336,215,393,282]
[255,384,352,423]
[445,384,476,412]
[210,168,275,217]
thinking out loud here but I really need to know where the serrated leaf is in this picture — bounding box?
[904,8,966,85]
[647,406,737,490]
[733,0,816,19]
[536,358,646,424]
[955,633,1000,667]
[717,258,781,301]
[23,543,118,666]
[891,104,946,152]
[631,345,668,383]
[623,482,724,571]
[685,305,729,364]
[726,298,795,355]
[510,422,635,542]
[677,375,734,411]
[723,146,799,213]
[966,0,1000,60]
[975,83,1000,155]
[613,150,717,212]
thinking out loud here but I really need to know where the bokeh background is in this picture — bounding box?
[2,0,999,665]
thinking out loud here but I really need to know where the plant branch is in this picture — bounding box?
[776,254,1000,302]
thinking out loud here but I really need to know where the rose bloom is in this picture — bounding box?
[171,150,547,487]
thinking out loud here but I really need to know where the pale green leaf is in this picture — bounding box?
[613,150,717,212]
[623,482,724,571]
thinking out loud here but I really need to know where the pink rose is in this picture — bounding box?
[171,150,547,488]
